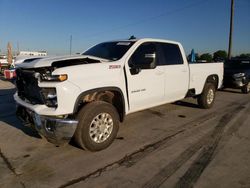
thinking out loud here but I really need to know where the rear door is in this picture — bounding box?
[158,43,189,102]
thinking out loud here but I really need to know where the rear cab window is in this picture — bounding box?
[158,43,183,66]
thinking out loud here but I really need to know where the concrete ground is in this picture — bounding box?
[0,77,250,188]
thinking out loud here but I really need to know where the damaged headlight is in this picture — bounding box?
[41,88,58,107]
[37,68,68,82]
[41,74,68,82]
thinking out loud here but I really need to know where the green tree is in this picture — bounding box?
[213,50,227,61]
[238,53,250,58]
[199,53,213,62]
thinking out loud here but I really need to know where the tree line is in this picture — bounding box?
[187,50,250,62]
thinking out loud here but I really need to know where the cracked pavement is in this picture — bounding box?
[1,77,250,188]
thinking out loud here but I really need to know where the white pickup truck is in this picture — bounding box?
[15,38,223,151]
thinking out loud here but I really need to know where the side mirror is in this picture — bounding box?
[130,53,156,70]
[143,53,156,69]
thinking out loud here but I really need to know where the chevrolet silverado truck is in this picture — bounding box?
[15,38,223,151]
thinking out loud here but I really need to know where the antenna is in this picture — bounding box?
[129,35,136,40]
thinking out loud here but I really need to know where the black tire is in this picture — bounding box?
[241,83,250,94]
[198,83,216,109]
[74,101,119,151]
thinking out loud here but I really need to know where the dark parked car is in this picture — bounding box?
[224,59,250,93]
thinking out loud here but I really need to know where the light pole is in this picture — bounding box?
[70,35,72,55]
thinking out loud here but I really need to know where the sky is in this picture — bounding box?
[0,0,249,56]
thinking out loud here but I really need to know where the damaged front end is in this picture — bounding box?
[15,67,61,107]
[14,56,103,144]
[16,105,78,144]
[15,67,78,144]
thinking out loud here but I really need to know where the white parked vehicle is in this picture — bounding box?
[0,55,9,73]
[15,38,223,151]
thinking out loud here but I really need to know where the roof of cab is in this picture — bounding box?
[109,38,180,45]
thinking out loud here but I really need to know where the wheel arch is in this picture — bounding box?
[73,87,126,122]
[205,74,219,89]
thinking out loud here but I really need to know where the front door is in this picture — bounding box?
[125,42,165,113]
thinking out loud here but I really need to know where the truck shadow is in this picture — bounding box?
[0,87,42,139]
[219,88,243,94]
[174,100,200,109]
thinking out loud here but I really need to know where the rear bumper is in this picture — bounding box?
[16,105,78,144]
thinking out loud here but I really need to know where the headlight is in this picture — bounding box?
[34,68,67,82]
[41,88,57,107]
[233,73,245,78]
[41,74,68,82]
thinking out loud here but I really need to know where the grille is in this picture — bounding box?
[15,68,45,105]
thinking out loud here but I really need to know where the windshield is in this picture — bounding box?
[83,41,135,61]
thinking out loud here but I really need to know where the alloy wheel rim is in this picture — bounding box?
[207,89,214,104]
[89,113,113,143]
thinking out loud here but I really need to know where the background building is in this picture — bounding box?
[18,51,47,56]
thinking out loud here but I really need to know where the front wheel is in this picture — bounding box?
[197,83,216,109]
[74,101,119,151]
[241,82,250,94]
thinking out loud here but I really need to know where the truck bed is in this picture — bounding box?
[189,62,224,95]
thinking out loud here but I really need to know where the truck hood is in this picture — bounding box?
[17,55,110,69]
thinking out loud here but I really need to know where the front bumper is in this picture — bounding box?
[232,79,245,88]
[16,105,78,144]
[224,76,247,88]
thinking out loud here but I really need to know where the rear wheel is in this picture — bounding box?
[74,101,119,151]
[241,82,250,94]
[198,83,216,109]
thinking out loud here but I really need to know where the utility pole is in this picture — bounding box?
[228,0,234,59]
[70,35,72,55]
[17,42,20,55]
[7,42,13,65]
